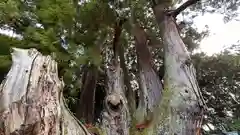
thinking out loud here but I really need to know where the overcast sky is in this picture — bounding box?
[193,13,240,55]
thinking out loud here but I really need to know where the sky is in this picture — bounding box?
[192,12,240,131]
[193,13,240,55]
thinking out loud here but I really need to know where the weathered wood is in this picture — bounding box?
[0,48,90,135]
[101,62,129,135]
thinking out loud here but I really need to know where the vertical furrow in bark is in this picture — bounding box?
[76,64,98,124]
[133,24,163,127]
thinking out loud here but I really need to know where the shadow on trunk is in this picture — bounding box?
[133,24,163,133]
[75,64,98,124]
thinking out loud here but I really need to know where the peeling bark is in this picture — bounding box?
[76,64,98,124]
[0,48,90,135]
[153,4,206,135]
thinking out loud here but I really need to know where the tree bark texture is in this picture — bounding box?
[134,25,163,118]
[153,5,206,135]
[101,62,129,135]
[133,24,163,125]
[119,45,136,116]
[76,64,98,124]
[0,48,90,135]
[99,17,130,135]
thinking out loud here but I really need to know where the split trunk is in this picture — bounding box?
[0,48,90,135]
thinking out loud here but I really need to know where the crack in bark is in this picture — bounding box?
[24,52,40,124]
[181,64,206,109]
[0,48,91,135]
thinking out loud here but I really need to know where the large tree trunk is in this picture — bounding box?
[99,18,130,135]
[0,48,90,135]
[101,62,129,135]
[133,24,163,134]
[119,45,136,117]
[153,3,206,135]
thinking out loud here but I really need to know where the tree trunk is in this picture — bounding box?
[119,45,136,116]
[101,62,129,135]
[0,48,90,135]
[76,64,98,124]
[153,4,206,135]
[133,24,163,134]
[99,18,130,135]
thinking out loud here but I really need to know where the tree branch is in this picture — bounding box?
[112,18,127,60]
[170,0,200,18]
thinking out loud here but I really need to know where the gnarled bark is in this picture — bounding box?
[0,48,90,135]
[99,18,130,135]
[101,63,129,135]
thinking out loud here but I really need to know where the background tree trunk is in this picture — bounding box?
[0,48,90,135]
[76,64,98,124]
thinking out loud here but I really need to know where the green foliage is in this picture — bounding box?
[0,55,11,78]
[0,0,20,23]
[36,0,76,27]
[229,119,240,130]
[0,34,20,80]
[192,48,240,133]
[0,34,22,55]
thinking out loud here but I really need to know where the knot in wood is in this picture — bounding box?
[106,94,123,113]
[108,94,121,106]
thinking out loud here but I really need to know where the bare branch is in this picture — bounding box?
[170,0,200,18]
